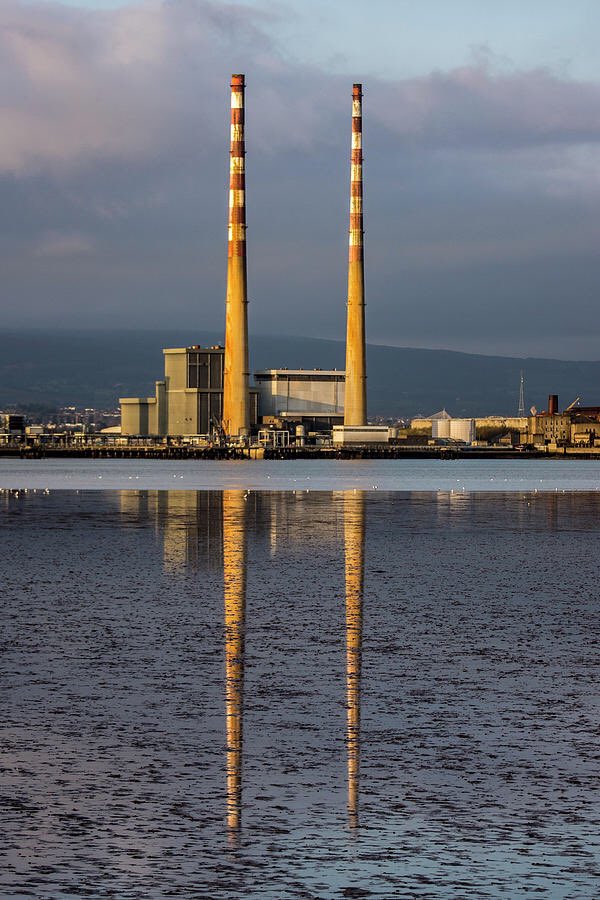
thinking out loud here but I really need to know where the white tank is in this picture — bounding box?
[449,419,475,444]
[432,419,451,439]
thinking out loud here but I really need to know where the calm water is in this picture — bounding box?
[1,456,600,491]
[2,489,600,898]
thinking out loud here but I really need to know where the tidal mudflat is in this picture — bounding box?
[2,489,600,897]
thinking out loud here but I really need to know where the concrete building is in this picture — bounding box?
[254,369,345,429]
[333,425,391,445]
[527,413,571,446]
[475,416,529,432]
[527,403,600,447]
[121,345,258,438]
[0,414,25,435]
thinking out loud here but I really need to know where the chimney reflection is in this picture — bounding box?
[222,490,247,843]
[343,491,365,829]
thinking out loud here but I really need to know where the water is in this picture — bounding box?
[1,456,600,491]
[3,488,600,897]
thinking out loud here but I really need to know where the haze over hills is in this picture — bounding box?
[1,330,599,418]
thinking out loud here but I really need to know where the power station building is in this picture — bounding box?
[120,345,258,438]
[254,369,345,428]
[121,353,342,437]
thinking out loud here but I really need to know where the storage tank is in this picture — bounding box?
[449,418,476,444]
[295,424,306,447]
[432,419,451,439]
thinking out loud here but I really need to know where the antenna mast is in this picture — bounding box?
[518,370,525,417]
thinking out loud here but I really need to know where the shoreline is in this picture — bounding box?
[1,445,599,461]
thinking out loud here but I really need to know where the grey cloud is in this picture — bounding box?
[372,63,600,149]
[2,1,600,358]
[0,0,264,173]
[34,229,97,257]
[4,2,600,176]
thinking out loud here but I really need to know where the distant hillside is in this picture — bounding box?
[1,329,599,418]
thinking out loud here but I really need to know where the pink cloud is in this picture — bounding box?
[3,1,600,177]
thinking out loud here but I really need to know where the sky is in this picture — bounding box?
[3,0,600,358]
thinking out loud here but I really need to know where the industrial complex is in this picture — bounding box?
[2,75,600,458]
[119,75,389,448]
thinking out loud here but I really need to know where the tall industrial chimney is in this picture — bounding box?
[223,74,250,438]
[344,83,367,427]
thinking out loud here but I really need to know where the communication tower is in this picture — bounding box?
[518,370,525,417]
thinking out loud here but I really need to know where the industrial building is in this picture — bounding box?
[410,410,476,445]
[526,396,600,447]
[121,358,344,438]
[409,397,600,449]
[121,345,258,438]
[430,412,476,444]
[333,425,392,444]
[0,414,25,444]
[254,369,345,428]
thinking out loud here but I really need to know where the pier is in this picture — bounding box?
[3,440,598,460]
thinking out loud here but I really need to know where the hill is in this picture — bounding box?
[1,329,598,418]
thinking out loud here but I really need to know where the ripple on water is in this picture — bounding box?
[2,489,600,897]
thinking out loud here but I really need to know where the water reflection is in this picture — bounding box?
[222,490,247,843]
[343,492,365,829]
[113,488,599,845]
[5,488,600,897]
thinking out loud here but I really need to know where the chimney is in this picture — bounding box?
[548,394,559,416]
[344,83,367,427]
[223,74,250,438]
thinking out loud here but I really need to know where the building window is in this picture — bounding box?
[188,352,210,389]
[188,350,223,390]
[210,353,223,390]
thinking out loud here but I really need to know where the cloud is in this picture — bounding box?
[2,1,600,357]
[0,0,266,173]
[3,1,600,176]
[34,229,97,257]
[372,62,600,149]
